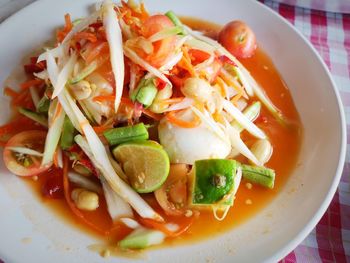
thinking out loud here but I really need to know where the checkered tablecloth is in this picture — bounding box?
[260,1,350,262]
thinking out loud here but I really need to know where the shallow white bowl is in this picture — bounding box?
[0,0,346,262]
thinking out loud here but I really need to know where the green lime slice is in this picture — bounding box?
[112,140,170,193]
[192,159,237,205]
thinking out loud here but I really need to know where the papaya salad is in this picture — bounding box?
[1,0,300,251]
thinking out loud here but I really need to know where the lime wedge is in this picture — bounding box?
[112,140,170,193]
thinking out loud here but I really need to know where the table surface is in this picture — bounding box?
[0,0,349,262]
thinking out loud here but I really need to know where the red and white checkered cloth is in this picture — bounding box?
[260,1,350,262]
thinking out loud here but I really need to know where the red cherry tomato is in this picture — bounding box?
[218,20,257,59]
[3,130,50,177]
[42,169,64,199]
[142,15,176,67]
[154,164,188,216]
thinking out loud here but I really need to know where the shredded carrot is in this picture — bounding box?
[162,97,185,104]
[57,14,73,43]
[64,13,73,31]
[219,71,245,95]
[142,109,162,121]
[93,119,114,134]
[120,1,149,21]
[166,110,201,128]
[4,87,18,98]
[215,77,228,97]
[137,216,194,237]
[20,79,44,90]
[120,97,135,108]
[93,95,115,103]
[231,92,244,106]
[178,47,196,77]
[93,126,109,134]
[62,156,110,236]
[52,103,63,124]
[53,150,59,168]
[73,32,98,43]
[212,111,225,124]
[118,4,144,34]
[217,73,244,106]
[139,2,149,20]
[84,42,109,64]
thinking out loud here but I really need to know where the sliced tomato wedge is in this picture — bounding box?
[154,164,188,216]
[137,215,194,237]
[142,15,177,68]
[3,130,49,177]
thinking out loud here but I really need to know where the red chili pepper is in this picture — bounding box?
[24,57,47,74]
[219,55,237,66]
[68,144,99,177]
[68,144,82,154]
[169,75,186,88]
[89,22,103,30]
[155,78,167,90]
[188,49,211,64]
[78,159,99,178]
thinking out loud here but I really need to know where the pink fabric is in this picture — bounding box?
[261,1,350,262]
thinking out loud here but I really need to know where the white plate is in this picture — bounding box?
[0,0,346,262]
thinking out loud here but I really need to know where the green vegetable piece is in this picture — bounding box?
[241,164,275,189]
[192,159,237,205]
[231,101,261,132]
[72,163,93,176]
[18,107,48,127]
[165,11,185,35]
[224,63,287,126]
[131,77,158,107]
[60,116,76,150]
[119,227,165,249]
[103,123,149,146]
[37,94,51,113]
[72,18,83,26]
[136,85,157,107]
[69,63,97,84]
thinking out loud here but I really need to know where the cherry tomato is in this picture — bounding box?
[218,20,257,59]
[42,169,64,199]
[142,15,176,67]
[154,164,188,216]
[3,130,50,177]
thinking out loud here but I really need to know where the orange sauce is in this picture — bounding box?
[24,17,302,248]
